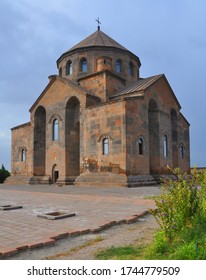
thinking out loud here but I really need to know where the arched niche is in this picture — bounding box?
[170,108,178,167]
[33,106,46,176]
[65,97,80,177]
[148,99,160,174]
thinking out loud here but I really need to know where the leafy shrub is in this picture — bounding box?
[150,168,200,240]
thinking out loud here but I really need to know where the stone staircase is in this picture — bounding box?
[4,173,159,187]
[127,175,158,187]
[29,176,51,185]
[75,172,127,187]
[75,172,158,187]
[4,175,32,185]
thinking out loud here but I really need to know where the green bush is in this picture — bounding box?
[150,168,200,240]
[0,164,10,183]
[146,168,206,259]
[95,169,206,260]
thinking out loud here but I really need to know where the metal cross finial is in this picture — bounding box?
[96,17,101,30]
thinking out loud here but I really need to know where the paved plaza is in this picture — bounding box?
[0,184,161,258]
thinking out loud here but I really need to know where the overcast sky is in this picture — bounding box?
[0,0,206,170]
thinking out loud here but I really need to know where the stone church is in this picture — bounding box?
[8,27,190,187]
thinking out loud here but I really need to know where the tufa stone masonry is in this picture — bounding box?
[7,28,190,187]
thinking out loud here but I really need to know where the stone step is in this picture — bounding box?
[75,172,127,187]
[127,175,158,187]
[127,180,158,187]
[4,176,31,185]
[29,176,51,185]
[75,172,158,187]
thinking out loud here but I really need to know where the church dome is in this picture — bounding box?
[67,29,128,52]
[57,29,141,82]
[57,29,140,64]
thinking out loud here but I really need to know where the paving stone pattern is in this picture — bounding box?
[0,184,161,258]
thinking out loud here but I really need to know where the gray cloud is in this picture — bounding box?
[0,0,206,169]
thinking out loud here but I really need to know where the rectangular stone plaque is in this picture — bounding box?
[0,205,23,211]
[37,211,76,220]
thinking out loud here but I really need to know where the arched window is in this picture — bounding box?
[66,61,72,75]
[163,135,168,158]
[180,144,184,159]
[116,59,121,73]
[138,137,143,155]
[59,67,62,77]
[80,58,87,72]
[52,119,59,141]
[129,62,134,76]
[21,149,26,162]
[103,138,109,155]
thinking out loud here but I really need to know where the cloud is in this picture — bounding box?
[0,0,206,170]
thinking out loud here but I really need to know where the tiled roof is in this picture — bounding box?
[57,29,141,66]
[67,29,129,52]
[111,74,163,98]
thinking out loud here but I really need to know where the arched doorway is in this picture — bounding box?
[52,164,59,183]
[170,109,178,168]
[33,106,46,176]
[148,99,160,174]
[65,97,80,177]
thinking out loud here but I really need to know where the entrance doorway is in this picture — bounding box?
[52,165,59,183]
[53,171,59,183]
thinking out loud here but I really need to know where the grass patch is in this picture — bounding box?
[144,221,206,260]
[95,245,145,260]
[95,215,206,260]
[143,195,157,200]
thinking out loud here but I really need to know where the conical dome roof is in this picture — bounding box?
[57,29,140,66]
[68,29,129,52]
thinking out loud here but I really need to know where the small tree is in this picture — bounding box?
[0,164,10,183]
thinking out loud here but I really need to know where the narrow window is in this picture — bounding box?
[52,119,59,141]
[138,137,143,155]
[180,144,184,159]
[80,58,87,72]
[163,135,168,158]
[66,61,72,75]
[103,138,109,155]
[59,67,62,77]
[21,149,26,162]
[129,62,134,76]
[116,59,121,73]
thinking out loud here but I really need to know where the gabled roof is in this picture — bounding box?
[110,74,181,109]
[111,74,163,98]
[11,122,31,131]
[57,29,141,66]
[29,75,100,112]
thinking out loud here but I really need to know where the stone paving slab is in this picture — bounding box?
[0,184,161,258]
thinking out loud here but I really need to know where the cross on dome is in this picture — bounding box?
[95,17,101,30]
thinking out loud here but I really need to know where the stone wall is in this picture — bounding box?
[11,123,33,176]
[125,97,150,175]
[82,100,127,174]
[58,48,140,85]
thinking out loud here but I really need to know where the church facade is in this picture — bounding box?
[9,28,190,187]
